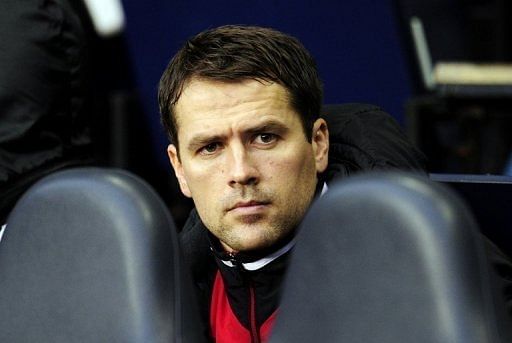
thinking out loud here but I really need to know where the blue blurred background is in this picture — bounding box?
[120,0,412,169]
[88,0,512,224]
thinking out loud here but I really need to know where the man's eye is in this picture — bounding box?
[255,133,277,144]
[199,143,220,155]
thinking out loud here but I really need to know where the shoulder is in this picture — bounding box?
[321,103,427,182]
[179,208,216,282]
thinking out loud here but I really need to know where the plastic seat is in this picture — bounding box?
[0,167,205,342]
[270,172,511,342]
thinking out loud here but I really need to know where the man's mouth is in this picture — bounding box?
[227,200,270,213]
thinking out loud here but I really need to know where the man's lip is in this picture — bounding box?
[228,201,269,211]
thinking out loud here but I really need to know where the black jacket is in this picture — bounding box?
[180,103,428,338]
[0,0,94,223]
[179,103,512,340]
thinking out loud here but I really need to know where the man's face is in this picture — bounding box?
[168,79,328,252]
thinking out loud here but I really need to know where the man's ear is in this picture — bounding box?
[167,144,192,198]
[312,118,329,173]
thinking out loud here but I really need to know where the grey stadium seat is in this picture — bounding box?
[270,172,512,343]
[0,167,205,342]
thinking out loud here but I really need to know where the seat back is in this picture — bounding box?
[0,167,205,342]
[431,173,512,257]
[270,172,511,342]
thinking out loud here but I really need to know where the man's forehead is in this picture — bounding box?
[179,78,287,100]
[173,78,293,128]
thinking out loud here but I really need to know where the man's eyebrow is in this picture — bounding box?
[185,120,289,151]
[245,120,289,135]
[186,134,225,151]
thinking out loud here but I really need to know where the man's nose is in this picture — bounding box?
[228,145,259,187]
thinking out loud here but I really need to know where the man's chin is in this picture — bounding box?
[222,225,284,253]
[236,213,265,225]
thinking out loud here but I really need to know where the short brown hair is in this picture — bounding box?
[158,25,323,148]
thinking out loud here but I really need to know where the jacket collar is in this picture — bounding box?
[208,230,296,271]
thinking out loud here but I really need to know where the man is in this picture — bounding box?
[158,25,426,342]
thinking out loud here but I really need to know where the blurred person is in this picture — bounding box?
[0,0,96,226]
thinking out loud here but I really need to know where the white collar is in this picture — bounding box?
[321,182,328,195]
[221,237,296,271]
[0,224,6,243]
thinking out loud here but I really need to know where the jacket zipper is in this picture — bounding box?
[229,252,261,343]
[249,283,260,343]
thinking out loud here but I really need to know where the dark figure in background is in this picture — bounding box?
[0,0,95,224]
